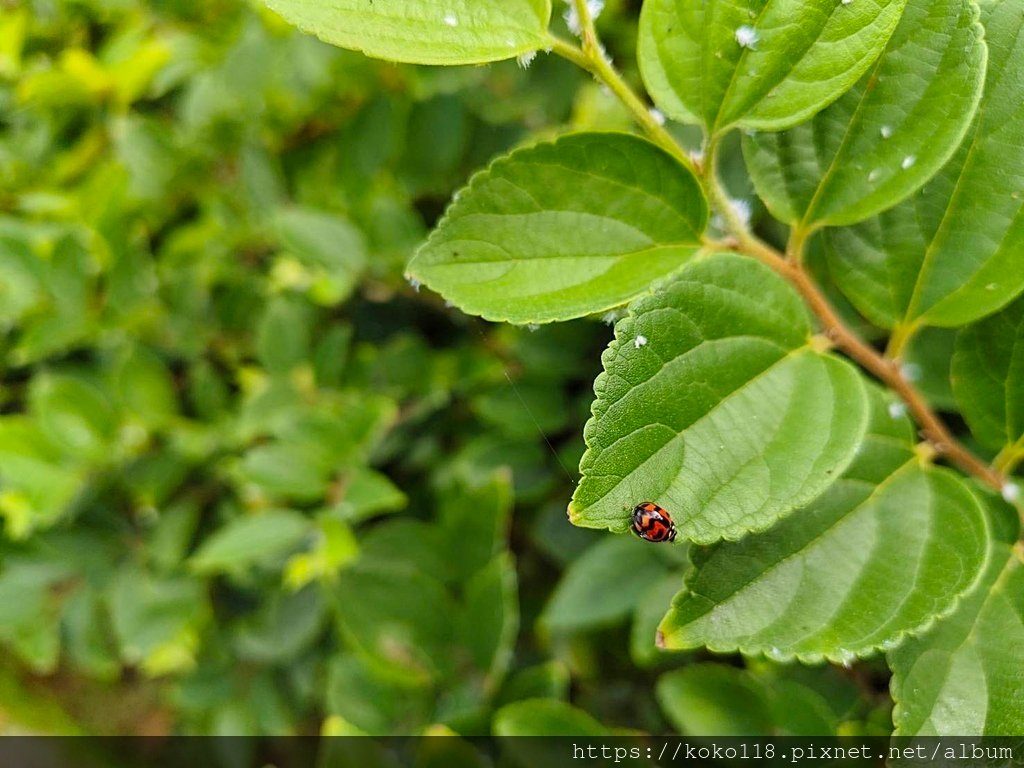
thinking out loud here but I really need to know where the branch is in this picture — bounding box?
[549,14,1013,504]
[703,149,1007,494]
[549,24,697,175]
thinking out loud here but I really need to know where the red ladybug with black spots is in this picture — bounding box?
[631,501,677,543]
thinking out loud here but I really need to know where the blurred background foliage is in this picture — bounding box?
[0,0,891,736]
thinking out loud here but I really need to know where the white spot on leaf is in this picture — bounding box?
[443,12,458,26]
[880,125,893,139]
[900,362,921,382]
[1002,482,1021,505]
[902,155,917,170]
[634,335,648,349]
[649,107,666,126]
[735,25,759,48]
[517,50,537,68]
[888,401,907,419]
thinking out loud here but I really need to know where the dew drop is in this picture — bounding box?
[888,401,907,419]
[900,362,921,382]
[735,25,759,48]
[1002,482,1021,504]
[649,107,666,126]
[880,125,893,139]
[901,155,916,170]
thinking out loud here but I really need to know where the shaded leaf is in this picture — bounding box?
[657,664,774,736]
[541,536,672,634]
[952,297,1024,455]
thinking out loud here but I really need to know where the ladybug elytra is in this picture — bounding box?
[631,501,677,543]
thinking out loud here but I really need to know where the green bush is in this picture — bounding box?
[1,0,1021,737]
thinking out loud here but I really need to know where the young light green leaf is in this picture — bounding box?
[825,0,1024,329]
[570,253,869,543]
[189,510,312,574]
[638,0,907,135]
[658,389,990,662]
[744,0,985,228]
[407,132,708,324]
[114,346,179,429]
[263,0,551,66]
[889,548,1024,736]
[952,298,1024,456]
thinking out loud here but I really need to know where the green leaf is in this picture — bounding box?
[570,253,869,543]
[493,699,610,736]
[889,545,1024,735]
[0,560,69,673]
[108,567,204,668]
[630,572,687,667]
[455,554,519,693]
[256,296,313,374]
[274,207,367,306]
[407,132,708,324]
[824,0,1024,328]
[744,0,985,228]
[325,654,431,735]
[541,536,672,634]
[240,441,334,502]
[189,510,312,574]
[638,0,907,134]
[952,298,1024,456]
[115,346,179,429]
[333,467,408,524]
[263,0,551,66]
[333,561,456,684]
[496,662,571,707]
[657,664,774,736]
[233,586,328,663]
[658,388,990,662]
[439,473,513,582]
[29,374,118,460]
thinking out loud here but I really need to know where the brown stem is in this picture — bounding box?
[549,18,1011,502]
[778,260,1005,491]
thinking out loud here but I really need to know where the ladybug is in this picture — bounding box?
[631,501,677,543]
